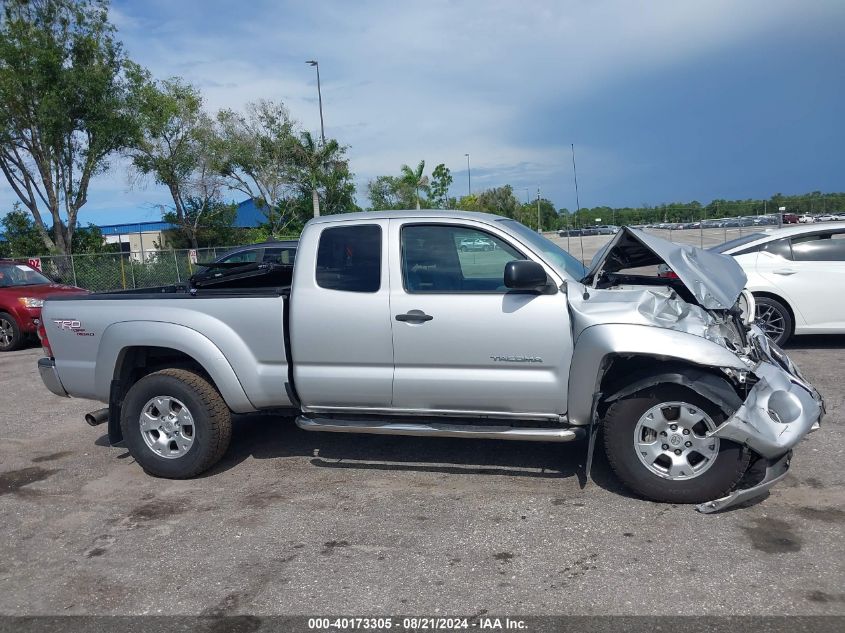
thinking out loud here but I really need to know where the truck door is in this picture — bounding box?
[290,220,394,408]
[388,219,572,418]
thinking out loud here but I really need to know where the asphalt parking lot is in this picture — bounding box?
[1,332,843,616]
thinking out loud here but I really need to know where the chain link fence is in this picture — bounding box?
[33,246,255,292]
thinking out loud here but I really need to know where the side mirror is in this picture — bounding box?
[504,260,548,290]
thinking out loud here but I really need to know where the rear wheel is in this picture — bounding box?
[754,295,793,346]
[0,312,22,352]
[603,385,749,504]
[121,368,232,478]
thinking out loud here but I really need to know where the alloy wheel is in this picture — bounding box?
[139,396,195,459]
[756,304,786,341]
[633,401,720,480]
[0,318,14,349]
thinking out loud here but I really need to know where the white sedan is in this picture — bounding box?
[712,222,845,345]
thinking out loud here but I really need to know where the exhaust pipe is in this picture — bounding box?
[85,408,109,427]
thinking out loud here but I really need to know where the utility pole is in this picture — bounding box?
[306,60,326,144]
[537,188,542,233]
[464,153,471,196]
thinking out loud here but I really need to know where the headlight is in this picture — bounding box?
[737,290,755,326]
[19,297,44,308]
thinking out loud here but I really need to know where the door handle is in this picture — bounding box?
[773,269,797,275]
[395,310,433,323]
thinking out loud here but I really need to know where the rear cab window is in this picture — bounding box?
[316,225,382,292]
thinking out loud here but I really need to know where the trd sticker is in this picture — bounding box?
[53,319,95,337]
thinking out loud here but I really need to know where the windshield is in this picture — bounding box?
[499,219,588,280]
[709,233,766,253]
[0,263,52,287]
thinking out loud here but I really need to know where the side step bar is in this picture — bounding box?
[296,415,585,443]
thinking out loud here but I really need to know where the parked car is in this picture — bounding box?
[458,237,494,251]
[798,215,815,223]
[0,260,87,352]
[594,225,619,235]
[815,214,836,222]
[37,212,823,513]
[558,228,582,237]
[189,240,298,288]
[707,222,845,346]
[782,213,799,224]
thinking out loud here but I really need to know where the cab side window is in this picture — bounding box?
[316,225,381,292]
[401,225,522,293]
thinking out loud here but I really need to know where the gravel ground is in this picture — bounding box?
[0,332,843,616]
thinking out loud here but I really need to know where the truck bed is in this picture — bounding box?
[42,285,294,413]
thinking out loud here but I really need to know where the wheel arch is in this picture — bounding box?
[567,324,747,426]
[96,322,255,442]
[751,290,797,330]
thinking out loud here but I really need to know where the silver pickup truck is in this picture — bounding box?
[37,210,824,512]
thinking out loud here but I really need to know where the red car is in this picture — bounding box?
[0,260,87,352]
[782,213,799,224]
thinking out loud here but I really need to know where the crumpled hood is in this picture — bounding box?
[582,227,747,310]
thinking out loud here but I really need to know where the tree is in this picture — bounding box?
[213,100,299,235]
[292,130,349,218]
[475,185,521,218]
[366,175,403,211]
[429,163,452,209]
[129,77,223,248]
[160,198,238,249]
[0,202,114,256]
[0,0,142,254]
[0,203,47,256]
[399,160,430,209]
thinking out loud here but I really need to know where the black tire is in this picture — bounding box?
[754,295,793,347]
[121,368,232,478]
[0,312,23,352]
[603,385,749,504]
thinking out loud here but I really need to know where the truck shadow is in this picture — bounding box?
[202,413,628,495]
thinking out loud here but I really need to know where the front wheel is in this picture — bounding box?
[121,368,232,478]
[603,385,749,504]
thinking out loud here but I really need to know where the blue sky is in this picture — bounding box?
[3,0,844,226]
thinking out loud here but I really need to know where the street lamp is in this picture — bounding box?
[464,153,471,196]
[305,60,326,144]
[537,187,541,233]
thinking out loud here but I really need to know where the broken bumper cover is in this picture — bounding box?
[697,451,792,513]
[710,355,824,460]
[697,334,823,513]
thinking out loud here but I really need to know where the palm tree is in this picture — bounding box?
[399,160,430,209]
[294,131,342,217]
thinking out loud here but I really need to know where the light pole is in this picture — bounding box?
[305,60,325,144]
[524,188,530,204]
[537,187,541,233]
[464,153,471,196]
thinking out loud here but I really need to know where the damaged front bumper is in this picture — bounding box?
[696,331,824,513]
